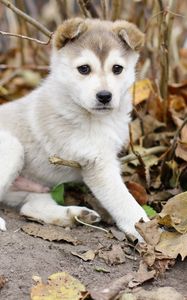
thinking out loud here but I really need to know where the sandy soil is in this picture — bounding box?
[0,207,187,300]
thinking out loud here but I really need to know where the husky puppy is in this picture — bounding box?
[0,18,148,239]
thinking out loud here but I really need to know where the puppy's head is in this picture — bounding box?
[51,18,144,114]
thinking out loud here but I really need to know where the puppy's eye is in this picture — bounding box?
[112,65,123,75]
[77,65,91,75]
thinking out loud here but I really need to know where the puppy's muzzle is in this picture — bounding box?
[96,90,112,105]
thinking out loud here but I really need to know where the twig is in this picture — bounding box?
[157,0,176,123]
[101,0,108,20]
[0,30,52,45]
[120,146,167,164]
[0,69,20,86]
[56,0,68,20]
[74,216,109,233]
[0,0,52,38]
[49,156,81,169]
[111,0,121,21]
[77,0,90,17]
[49,146,167,171]
[0,64,49,72]
[167,115,187,161]
[78,0,99,18]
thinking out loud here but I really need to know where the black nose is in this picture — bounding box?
[96,90,112,104]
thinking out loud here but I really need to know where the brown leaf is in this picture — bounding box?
[176,141,187,162]
[126,181,148,205]
[22,223,79,245]
[120,287,184,300]
[90,274,133,300]
[128,261,155,288]
[110,228,126,241]
[98,244,126,265]
[130,115,165,143]
[158,192,187,233]
[0,275,6,289]
[135,219,162,246]
[71,250,95,261]
[155,231,187,261]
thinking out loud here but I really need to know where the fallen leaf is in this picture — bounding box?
[130,115,165,143]
[120,287,184,300]
[156,231,187,260]
[126,181,148,205]
[98,244,126,265]
[135,219,162,246]
[51,183,65,205]
[31,272,87,300]
[158,192,187,233]
[71,250,95,261]
[110,228,126,241]
[142,205,157,218]
[0,275,6,289]
[128,261,155,288]
[22,223,79,245]
[131,79,153,105]
[90,274,133,300]
[175,141,187,162]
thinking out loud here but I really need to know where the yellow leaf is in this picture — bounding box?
[155,231,187,260]
[130,79,153,105]
[31,272,86,300]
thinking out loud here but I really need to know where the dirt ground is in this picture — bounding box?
[0,207,187,300]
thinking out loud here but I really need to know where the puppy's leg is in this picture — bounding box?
[20,193,101,226]
[0,217,6,231]
[0,130,24,231]
[82,157,149,240]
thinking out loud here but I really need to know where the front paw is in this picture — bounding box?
[0,217,6,231]
[116,207,149,242]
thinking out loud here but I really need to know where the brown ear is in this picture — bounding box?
[112,20,145,51]
[54,18,87,49]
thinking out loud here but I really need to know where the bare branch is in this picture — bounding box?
[0,0,52,38]
[120,146,167,164]
[78,0,99,18]
[101,0,108,20]
[49,156,81,169]
[111,0,122,21]
[0,30,52,45]
[77,0,90,17]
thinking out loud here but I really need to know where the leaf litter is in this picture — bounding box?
[1,2,187,299]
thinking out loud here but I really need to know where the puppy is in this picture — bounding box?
[0,18,149,239]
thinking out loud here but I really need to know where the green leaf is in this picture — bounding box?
[51,183,65,205]
[142,205,157,218]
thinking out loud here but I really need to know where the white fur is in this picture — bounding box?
[0,38,148,239]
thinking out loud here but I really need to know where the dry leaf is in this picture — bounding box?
[130,115,165,143]
[98,244,126,265]
[90,274,133,300]
[22,223,79,245]
[128,261,155,288]
[158,192,187,233]
[71,250,95,261]
[135,219,162,246]
[176,141,187,162]
[110,228,126,241]
[131,79,153,105]
[0,275,6,289]
[126,181,148,205]
[31,272,87,300]
[156,231,187,261]
[120,287,184,300]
